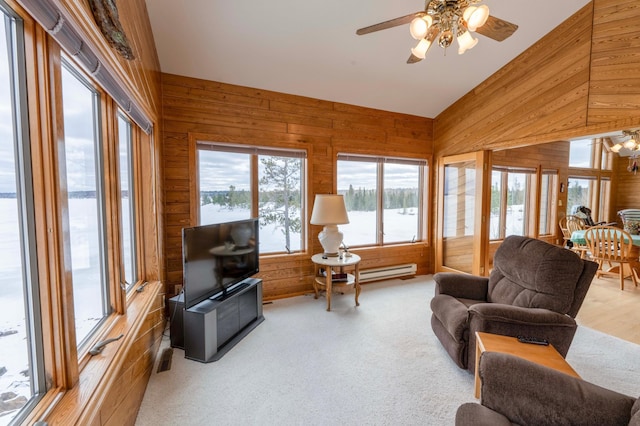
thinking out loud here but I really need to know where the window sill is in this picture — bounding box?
[26,281,163,425]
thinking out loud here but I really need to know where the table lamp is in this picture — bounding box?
[310,194,350,257]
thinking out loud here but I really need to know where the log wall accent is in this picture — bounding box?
[160,73,433,300]
[434,0,640,157]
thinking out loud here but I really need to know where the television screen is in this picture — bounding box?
[182,218,259,309]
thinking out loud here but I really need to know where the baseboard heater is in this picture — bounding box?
[358,263,417,282]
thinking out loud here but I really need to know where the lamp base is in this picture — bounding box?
[318,225,343,257]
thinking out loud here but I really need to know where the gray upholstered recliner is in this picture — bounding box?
[456,352,640,426]
[430,235,598,373]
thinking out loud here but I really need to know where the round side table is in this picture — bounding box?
[311,253,361,311]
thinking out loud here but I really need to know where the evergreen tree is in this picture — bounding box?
[258,157,302,250]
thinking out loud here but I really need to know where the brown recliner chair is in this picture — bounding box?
[456,352,639,426]
[430,235,598,373]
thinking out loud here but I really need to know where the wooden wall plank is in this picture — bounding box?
[161,74,433,300]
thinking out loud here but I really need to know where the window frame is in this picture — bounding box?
[196,141,308,255]
[567,138,614,223]
[336,153,428,247]
[0,2,47,422]
[117,111,139,292]
[489,166,536,241]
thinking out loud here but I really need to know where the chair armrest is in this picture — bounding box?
[455,403,512,426]
[469,303,576,327]
[467,304,578,370]
[479,352,635,426]
[433,272,488,300]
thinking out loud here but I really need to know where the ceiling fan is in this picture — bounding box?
[356,0,518,64]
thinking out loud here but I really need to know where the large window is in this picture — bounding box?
[569,138,612,170]
[567,138,613,222]
[0,5,45,424]
[539,170,558,236]
[337,154,427,246]
[60,59,109,347]
[117,113,137,290]
[490,168,535,240]
[197,142,306,254]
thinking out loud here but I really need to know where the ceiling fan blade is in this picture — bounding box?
[475,15,518,42]
[356,12,425,36]
[406,53,423,64]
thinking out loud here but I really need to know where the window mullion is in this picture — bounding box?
[251,154,259,218]
[377,162,384,245]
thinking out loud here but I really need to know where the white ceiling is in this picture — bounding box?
[145,0,591,119]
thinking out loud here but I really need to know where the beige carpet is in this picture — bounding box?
[136,276,640,425]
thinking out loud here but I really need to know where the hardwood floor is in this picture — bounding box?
[577,275,640,345]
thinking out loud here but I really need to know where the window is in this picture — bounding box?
[567,138,613,223]
[490,168,535,240]
[197,142,306,254]
[569,138,612,170]
[60,59,109,347]
[337,154,427,246]
[118,112,137,290]
[0,4,46,423]
[539,170,558,236]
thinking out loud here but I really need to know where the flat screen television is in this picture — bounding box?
[182,218,259,309]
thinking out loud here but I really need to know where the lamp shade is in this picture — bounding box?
[310,194,349,225]
[457,30,478,55]
[463,4,489,31]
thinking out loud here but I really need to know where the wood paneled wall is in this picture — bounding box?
[21,0,166,424]
[589,0,640,124]
[55,0,162,120]
[160,74,433,300]
[435,0,640,157]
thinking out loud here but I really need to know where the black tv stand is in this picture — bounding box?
[178,278,263,362]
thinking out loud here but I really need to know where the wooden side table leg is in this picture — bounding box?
[474,342,481,399]
[354,263,360,306]
[326,266,332,311]
[313,264,319,299]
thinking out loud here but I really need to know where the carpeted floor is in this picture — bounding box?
[136,276,640,425]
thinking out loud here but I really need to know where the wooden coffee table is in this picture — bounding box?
[474,331,580,398]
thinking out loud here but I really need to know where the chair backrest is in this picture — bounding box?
[584,226,635,262]
[559,217,571,239]
[488,236,598,317]
[565,215,586,234]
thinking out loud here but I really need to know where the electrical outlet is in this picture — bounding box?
[174,284,183,295]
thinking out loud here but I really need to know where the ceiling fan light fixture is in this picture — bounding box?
[411,37,432,59]
[624,138,637,150]
[457,30,478,54]
[463,4,490,32]
[409,15,433,40]
[438,30,454,49]
[611,143,623,153]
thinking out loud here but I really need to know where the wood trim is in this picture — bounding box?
[41,282,163,425]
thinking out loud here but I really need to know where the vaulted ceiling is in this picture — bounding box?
[145,0,591,118]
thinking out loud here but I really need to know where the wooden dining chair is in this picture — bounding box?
[565,215,588,258]
[584,225,638,290]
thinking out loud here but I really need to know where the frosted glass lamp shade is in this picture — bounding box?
[463,5,489,31]
[310,194,349,256]
[411,38,432,59]
[457,30,478,55]
[409,16,433,40]
[624,138,637,149]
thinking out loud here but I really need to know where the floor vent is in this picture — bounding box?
[359,263,417,283]
[157,348,174,373]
